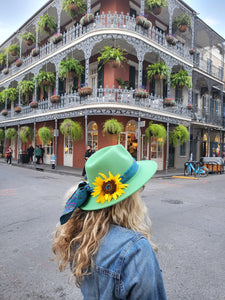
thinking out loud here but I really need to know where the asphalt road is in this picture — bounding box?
[0,164,225,300]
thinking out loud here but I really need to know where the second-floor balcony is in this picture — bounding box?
[0,87,192,123]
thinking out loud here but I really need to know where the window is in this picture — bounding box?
[175,87,182,104]
[151,137,163,159]
[44,141,53,156]
[180,142,186,156]
[88,122,98,150]
[218,66,223,80]
[207,59,212,74]
[130,8,136,18]
[156,27,164,45]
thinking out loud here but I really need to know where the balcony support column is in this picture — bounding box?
[85,113,88,148]
[17,124,20,163]
[34,79,37,101]
[19,37,22,59]
[136,48,145,88]
[54,117,58,166]
[34,120,36,161]
[166,122,169,174]
[18,89,21,106]
[87,0,91,14]
[140,0,145,15]
[55,66,59,95]
[85,57,89,86]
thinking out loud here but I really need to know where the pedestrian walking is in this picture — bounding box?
[27,144,34,163]
[53,144,167,300]
[39,145,45,164]
[35,145,42,164]
[6,146,13,165]
[82,145,95,177]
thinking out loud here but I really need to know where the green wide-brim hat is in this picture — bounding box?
[81,144,157,210]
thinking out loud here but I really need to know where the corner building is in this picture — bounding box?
[0,0,225,170]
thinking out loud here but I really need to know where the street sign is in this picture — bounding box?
[139,121,145,127]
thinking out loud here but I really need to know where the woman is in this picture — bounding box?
[53,144,167,299]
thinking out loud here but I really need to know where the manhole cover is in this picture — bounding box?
[162,199,183,204]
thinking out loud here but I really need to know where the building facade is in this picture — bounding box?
[0,0,224,170]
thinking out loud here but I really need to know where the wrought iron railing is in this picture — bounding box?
[0,87,192,123]
[192,106,223,126]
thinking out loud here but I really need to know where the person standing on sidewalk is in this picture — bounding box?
[6,146,13,165]
[35,145,42,164]
[27,144,34,163]
[53,145,167,300]
[82,145,95,177]
[40,145,45,164]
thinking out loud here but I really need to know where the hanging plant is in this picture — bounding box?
[31,47,40,57]
[169,124,189,147]
[60,119,83,142]
[19,126,34,143]
[18,80,35,102]
[147,62,170,81]
[38,126,53,145]
[5,128,17,140]
[145,0,168,15]
[58,58,84,79]
[97,46,128,69]
[37,14,57,34]
[30,101,38,108]
[16,59,23,67]
[7,44,20,57]
[62,0,87,20]
[20,32,36,46]
[0,52,7,70]
[145,121,167,144]
[170,70,192,89]
[1,109,8,116]
[14,106,22,113]
[0,128,5,141]
[80,13,95,26]
[5,88,18,103]
[33,71,56,93]
[173,13,191,33]
[103,119,124,139]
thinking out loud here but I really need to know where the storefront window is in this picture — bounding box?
[151,137,163,159]
[88,122,98,151]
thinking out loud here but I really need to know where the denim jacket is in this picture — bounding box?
[80,225,167,300]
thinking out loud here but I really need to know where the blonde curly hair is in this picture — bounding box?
[53,190,157,287]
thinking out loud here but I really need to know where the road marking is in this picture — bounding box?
[172,176,199,180]
[0,188,17,196]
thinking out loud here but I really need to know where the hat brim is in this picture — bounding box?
[81,160,157,211]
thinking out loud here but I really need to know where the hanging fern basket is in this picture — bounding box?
[19,126,33,143]
[5,128,17,140]
[145,122,167,144]
[169,124,189,147]
[60,119,83,142]
[38,127,53,145]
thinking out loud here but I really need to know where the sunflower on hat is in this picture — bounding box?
[92,171,128,204]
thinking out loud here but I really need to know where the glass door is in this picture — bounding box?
[64,136,73,167]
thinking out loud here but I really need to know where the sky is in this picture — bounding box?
[0,0,225,46]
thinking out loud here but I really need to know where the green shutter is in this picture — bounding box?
[129,66,135,89]
[98,64,104,88]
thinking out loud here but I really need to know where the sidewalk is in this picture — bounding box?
[0,158,184,179]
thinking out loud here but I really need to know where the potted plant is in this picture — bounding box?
[5,128,17,140]
[14,106,22,113]
[18,80,35,103]
[33,71,56,93]
[20,32,36,46]
[97,46,127,69]
[60,119,83,142]
[147,62,170,81]
[37,14,57,34]
[173,13,191,33]
[116,77,130,89]
[103,119,124,139]
[1,109,8,116]
[134,88,149,98]
[0,128,5,141]
[7,44,20,57]
[187,104,193,110]
[145,121,167,144]
[170,70,192,89]
[16,58,23,67]
[3,67,9,75]
[145,0,168,15]
[38,126,53,145]
[78,86,92,97]
[62,0,87,19]
[19,126,33,143]
[29,101,38,108]
[50,94,61,103]
[50,33,63,44]
[166,34,178,46]
[169,124,189,147]
[80,13,95,26]
[58,58,84,79]
[189,49,195,55]
[31,47,40,57]
[164,97,175,106]
[136,15,152,29]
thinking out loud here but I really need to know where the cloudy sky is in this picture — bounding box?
[0,0,225,46]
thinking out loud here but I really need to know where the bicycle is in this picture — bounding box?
[184,161,209,177]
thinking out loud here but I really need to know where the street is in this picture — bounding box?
[0,164,225,300]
